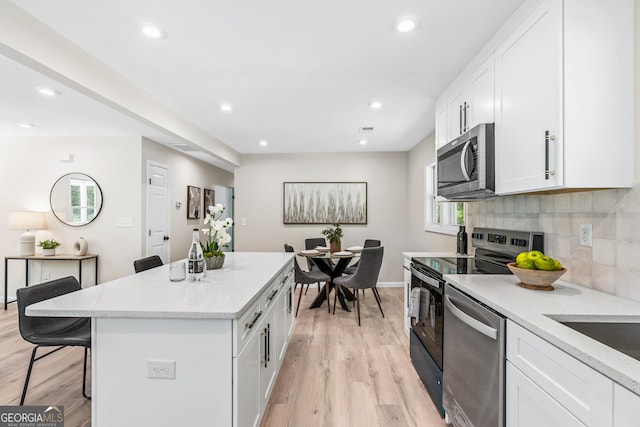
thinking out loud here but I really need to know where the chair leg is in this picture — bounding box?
[372,287,385,318]
[295,284,303,317]
[332,284,338,314]
[82,347,91,400]
[326,281,331,313]
[304,284,309,295]
[355,289,361,326]
[20,346,39,405]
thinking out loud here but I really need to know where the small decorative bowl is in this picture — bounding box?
[507,262,567,291]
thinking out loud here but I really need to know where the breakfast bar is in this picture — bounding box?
[26,252,295,427]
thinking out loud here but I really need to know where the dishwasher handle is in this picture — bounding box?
[444,294,497,340]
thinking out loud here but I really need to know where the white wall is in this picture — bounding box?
[1,136,141,295]
[234,152,408,282]
[407,132,457,252]
[141,139,234,262]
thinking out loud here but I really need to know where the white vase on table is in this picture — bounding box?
[74,237,88,256]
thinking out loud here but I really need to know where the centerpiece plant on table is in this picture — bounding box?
[322,223,343,253]
[38,239,61,256]
[201,203,233,269]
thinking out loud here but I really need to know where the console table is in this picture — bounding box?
[4,254,98,310]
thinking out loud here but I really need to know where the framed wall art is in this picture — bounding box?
[203,188,215,216]
[283,182,367,224]
[187,185,201,219]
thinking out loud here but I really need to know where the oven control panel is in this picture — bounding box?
[472,227,544,256]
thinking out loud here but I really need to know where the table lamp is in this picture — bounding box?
[8,211,47,256]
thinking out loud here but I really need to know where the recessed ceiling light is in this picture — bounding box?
[369,100,383,110]
[259,140,268,147]
[395,17,417,33]
[36,87,58,97]
[359,140,368,145]
[141,24,166,39]
[220,103,233,112]
[18,123,34,128]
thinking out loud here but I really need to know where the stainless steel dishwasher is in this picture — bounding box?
[443,283,505,427]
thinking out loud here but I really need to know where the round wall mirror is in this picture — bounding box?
[50,173,103,226]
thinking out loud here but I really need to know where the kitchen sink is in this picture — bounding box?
[559,321,640,362]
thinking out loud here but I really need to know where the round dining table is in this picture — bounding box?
[298,249,359,312]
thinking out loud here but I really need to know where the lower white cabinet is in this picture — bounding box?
[403,256,411,336]
[235,332,262,427]
[506,361,583,427]
[506,320,612,427]
[233,263,294,427]
[614,383,640,427]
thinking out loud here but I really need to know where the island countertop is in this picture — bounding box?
[26,252,294,320]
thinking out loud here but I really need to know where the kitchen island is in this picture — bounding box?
[26,252,295,427]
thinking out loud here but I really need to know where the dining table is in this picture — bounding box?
[298,247,361,312]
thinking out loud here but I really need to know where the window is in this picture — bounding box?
[70,178,98,224]
[424,163,464,234]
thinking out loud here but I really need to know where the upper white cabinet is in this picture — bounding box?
[494,0,633,194]
[447,54,495,140]
[436,54,495,150]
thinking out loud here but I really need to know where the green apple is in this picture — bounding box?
[516,251,529,264]
[535,256,556,271]
[553,259,563,271]
[517,260,536,270]
[526,250,543,263]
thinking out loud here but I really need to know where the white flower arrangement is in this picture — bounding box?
[202,203,233,257]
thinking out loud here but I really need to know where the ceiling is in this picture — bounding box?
[2,0,524,169]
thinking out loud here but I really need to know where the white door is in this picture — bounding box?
[146,162,170,263]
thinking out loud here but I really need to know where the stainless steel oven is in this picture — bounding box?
[409,227,544,420]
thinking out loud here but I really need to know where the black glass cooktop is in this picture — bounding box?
[412,256,512,276]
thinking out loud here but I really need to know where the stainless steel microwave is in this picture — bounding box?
[437,123,495,200]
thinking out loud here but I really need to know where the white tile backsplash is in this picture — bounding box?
[468,185,640,301]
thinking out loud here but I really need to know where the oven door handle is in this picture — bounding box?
[410,265,442,290]
[444,294,497,340]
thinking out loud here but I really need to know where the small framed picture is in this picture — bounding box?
[203,189,215,216]
[187,186,201,219]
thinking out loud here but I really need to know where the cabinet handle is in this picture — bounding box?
[463,101,469,133]
[245,310,263,330]
[267,288,278,302]
[261,326,269,367]
[544,131,556,179]
[459,104,463,135]
[288,287,293,313]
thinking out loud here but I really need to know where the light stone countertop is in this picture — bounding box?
[26,252,294,320]
[402,251,474,259]
[445,274,640,394]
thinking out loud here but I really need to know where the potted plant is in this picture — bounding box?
[201,203,233,269]
[322,223,343,253]
[38,239,61,256]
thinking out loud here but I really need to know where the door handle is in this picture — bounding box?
[444,294,497,340]
[460,140,472,181]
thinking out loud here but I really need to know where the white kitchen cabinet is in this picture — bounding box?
[614,383,640,427]
[506,361,584,427]
[276,269,294,367]
[435,99,449,149]
[446,54,495,140]
[403,256,411,337]
[260,301,278,411]
[235,329,262,427]
[506,320,613,427]
[494,0,633,194]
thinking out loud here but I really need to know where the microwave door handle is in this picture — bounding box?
[460,140,472,181]
[459,104,463,135]
[445,294,497,340]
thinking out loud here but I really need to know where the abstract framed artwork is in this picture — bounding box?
[203,188,215,216]
[283,182,367,224]
[187,185,201,219]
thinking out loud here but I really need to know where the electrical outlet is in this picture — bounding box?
[579,224,593,247]
[147,360,176,379]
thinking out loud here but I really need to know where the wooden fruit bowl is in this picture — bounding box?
[507,262,567,291]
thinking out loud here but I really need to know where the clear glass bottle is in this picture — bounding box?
[187,228,204,281]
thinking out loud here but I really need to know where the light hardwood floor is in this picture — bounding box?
[261,287,447,427]
[0,287,446,427]
[0,303,91,427]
